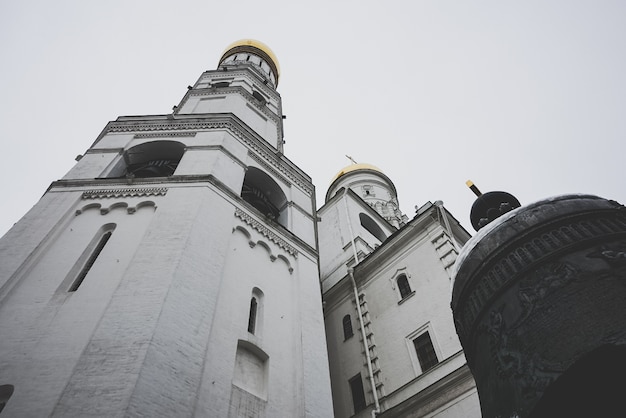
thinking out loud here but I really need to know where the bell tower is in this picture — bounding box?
[0,40,333,417]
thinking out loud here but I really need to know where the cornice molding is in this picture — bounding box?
[248,151,291,188]
[234,208,298,258]
[288,201,316,222]
[199,70,280,100]
[184,86,280,124]
[85,148,124,155]
[50,174,216,189]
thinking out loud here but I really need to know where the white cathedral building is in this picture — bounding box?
[0,40,480,417]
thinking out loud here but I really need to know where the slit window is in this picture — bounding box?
[248,297,258,334]
[67,224,116,292]
[342,314,354,340]
[247,288,264,337]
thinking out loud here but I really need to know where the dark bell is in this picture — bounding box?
[470,191,521,231]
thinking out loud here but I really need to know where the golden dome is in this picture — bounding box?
[219,39,280,85]
[330,163,384,184]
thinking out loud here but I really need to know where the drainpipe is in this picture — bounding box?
[343,191,381,417]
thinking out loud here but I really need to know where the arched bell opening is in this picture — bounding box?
[359,213,387,242]
[120,141,186,178]
[241,167,288,228]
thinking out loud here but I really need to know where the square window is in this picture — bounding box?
[413,332,438,372]
[349,373,366,413]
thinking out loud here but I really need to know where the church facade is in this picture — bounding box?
[319,165,480,418]
[0,41,479,417]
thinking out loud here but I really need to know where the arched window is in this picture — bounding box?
[247,288,264,337]
[121,141,185,178]
[359,213,387,242]
[397,274,412,299]
[342,314,354,340]
[241,167,288,228]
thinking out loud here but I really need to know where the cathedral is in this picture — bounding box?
[0,40,480,417]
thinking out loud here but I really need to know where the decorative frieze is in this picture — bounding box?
[82,187,168,200]
[134,132,197,139]
[452,195,626,418]
[456,213,626,345]
[234,208,298,258]
[75,200,157,216]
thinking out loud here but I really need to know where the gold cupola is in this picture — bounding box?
[219,39,280,87]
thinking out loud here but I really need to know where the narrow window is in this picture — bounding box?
[342,314,353,340]
[248,297,258,334]
[69,229,114,292]
[413,332,438,372]
[247,288,264,337]
[397,274,412,299]
[349,373,367,413]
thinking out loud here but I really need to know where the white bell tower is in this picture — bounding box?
[0,40,333,418]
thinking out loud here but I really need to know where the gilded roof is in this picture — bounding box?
[330,163,385,184]
[219,39,280,85]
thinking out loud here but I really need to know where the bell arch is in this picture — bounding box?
[359,213,386,242]
[120,141,186,178]
[241,166,288,228]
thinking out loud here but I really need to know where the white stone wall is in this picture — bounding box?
[178,69,282,150]
[0,181,332,417]
[0,62,332,417]
[318,191,396,292]
[0,193,159,416]
[321,204,479,418]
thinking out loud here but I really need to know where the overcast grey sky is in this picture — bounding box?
[1,0,625,237]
